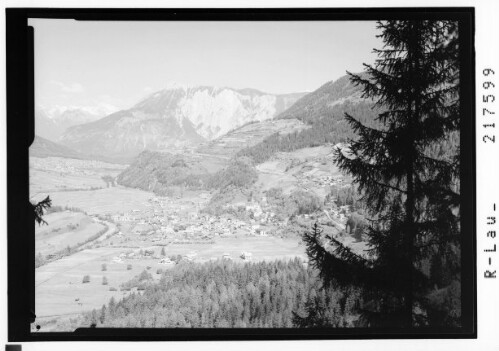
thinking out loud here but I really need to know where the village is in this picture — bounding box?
[92,175,354,266]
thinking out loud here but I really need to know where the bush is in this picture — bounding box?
[109,287,117,291]
[82,275,90,284]
[102,276,108,285]
[138,270,152,281]
[156,268,163,275]
[127,264,132,271]
[101,263,107,271]
[146,266,151,270]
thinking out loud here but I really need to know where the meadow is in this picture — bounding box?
[35,212,107,256]
[34,186,154,215]
[35,235,305,328]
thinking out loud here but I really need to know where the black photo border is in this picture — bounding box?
[6,7,476,342]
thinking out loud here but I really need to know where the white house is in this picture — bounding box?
[159,258,173,265]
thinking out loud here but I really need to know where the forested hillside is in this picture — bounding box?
[116,151,211,195]
[117,152,259,198]
[277,74,366,123]
[236,75,379,164]
[201,157,259,216]
[83,259,362,328]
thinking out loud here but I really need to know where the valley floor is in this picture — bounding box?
[35,236,305,319]
[31,147,366,331]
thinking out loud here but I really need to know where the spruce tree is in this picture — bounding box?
[31,196,52,225]
[302,20,460,328]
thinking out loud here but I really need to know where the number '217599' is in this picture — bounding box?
[482,68,496,144]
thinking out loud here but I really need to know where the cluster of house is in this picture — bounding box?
[109,187,353,245]
[320,204,351,226]
[112,191,288,240]
[297,173,348,191]
[112,249,159,263]
[220,251,253,261]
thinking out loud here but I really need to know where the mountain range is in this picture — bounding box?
[33,74,371,163]
[35,105,116,141]
[57,86,306,160]
[30,135,87,160]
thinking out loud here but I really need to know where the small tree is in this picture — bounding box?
[90,309,98,327]
[99,305,107,324]
[101,175,115,188]
[127,264,132,271]
[138,269,152,281]
[82,275,90,284]
[101,263,107,271]
[161,247,166,256]
[102,276,108,285]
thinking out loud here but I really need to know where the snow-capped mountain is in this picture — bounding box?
[58,85,306,160]
[35,104,117,141]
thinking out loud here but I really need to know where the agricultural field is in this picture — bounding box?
[35,247,158,319]
[256,145,349,197]
[196,118,309,161]
[157,235,305,263]
[34,236,305,325]
[35,211,107,256]
[33,186,154,216]
[30,156,127,195]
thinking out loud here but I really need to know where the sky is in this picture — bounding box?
[29,19,382,112]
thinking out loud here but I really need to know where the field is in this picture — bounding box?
[33,186,154,216]
[36,247,128,318]
[256,145,348,197]
[196,118,309,160]
[30,156,126,195]
[35,212,107,256]
[157,236,305,262]
[35,236,305,321]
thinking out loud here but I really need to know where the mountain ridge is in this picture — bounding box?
[30,135,88,160]
[35,107,110,142]
[58,85,306,160]
[237,73,379,164]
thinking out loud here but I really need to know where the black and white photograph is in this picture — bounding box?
[11,10,474,339]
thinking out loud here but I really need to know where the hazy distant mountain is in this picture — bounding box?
[30,135,87,159]
[35,105,115,141]
[59,85,306,159]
